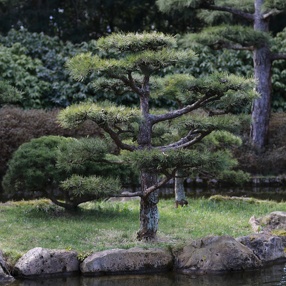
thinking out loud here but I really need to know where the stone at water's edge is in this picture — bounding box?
[250,211,286,234]
[174,236,262,274]
[13,247,80,277]
[0,251,15,283]
[237,234,285,263]
[80,247,173,276]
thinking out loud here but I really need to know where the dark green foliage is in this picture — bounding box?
[234,112,286,175]
[0,80,22,106]
[56,137,139,187]
[271,28,286,111]
[60,32,254,187]
[0,106,101,182]
[60,175,121,199]
[2,136,71,198]
[182,25,271,49]
[0,29,98,108]
[2,136,124,209]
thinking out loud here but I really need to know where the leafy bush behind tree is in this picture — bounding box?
[0,106,101,183]
[1,29,286,111]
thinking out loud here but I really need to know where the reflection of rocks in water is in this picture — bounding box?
[10,276,81,286]
[81,274,174,286]
[173,264,286,286]
[7,264,286,286]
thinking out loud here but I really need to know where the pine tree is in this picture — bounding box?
[58,32,255,241]
[157,0,286,150]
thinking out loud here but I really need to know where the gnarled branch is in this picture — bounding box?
[208,5,254,21]
[271,53,286,62]
[158,130,211,151]
[263,9,282,19]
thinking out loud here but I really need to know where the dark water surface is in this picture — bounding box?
[8,263,286,286]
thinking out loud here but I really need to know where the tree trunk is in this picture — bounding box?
[175,169,188,208]
[137,171,159,241]
[251,0,272,150]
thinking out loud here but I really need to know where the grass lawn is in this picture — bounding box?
[1,197,285,265]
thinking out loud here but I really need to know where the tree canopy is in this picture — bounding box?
[58,32,255,240]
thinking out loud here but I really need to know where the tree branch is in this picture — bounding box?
[152,95,219,124]
[144,170,176,197]
[158,130,211,151]
[263,9,282,19]
[128,72,144,95]
[271,53,286,61]
[211,41,254,51]
[112,191,143,198]
[101,124,136,151]
[109,72,143,95]
[208,5,254,21]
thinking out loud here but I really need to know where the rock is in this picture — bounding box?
[174,235,262,274]
[14,247,79,277]
[80,247,173,276]
[249,211,286,234]
[0,250,15,284]
[237,234,285,263]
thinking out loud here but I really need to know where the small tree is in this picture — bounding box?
[58,32,255,240]
[2,136,123,210]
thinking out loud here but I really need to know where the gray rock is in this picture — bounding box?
[0,250,15,284]
[14,247,79,277]
[237,234,285,263]
[80,247,173,276]
[174,235,262,274]
[250,211,286,233]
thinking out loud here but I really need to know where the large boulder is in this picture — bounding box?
[237,234,286,263]
[80,247,173,276]
[13,247,79,277]
[0,251,15,284]
[174,235,262,274]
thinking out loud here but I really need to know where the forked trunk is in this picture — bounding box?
[137,171,159,241]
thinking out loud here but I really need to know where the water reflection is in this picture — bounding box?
[8,263,286,286]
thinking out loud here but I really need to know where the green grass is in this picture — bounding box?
[1,197,286,265]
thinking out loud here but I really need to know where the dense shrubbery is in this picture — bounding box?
[0,30,99,108]
[2,136,126,209]
[0,106,101,181]
[235,113,286,176]
[1,29,285,111]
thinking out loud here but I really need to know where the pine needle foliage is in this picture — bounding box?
[59,32,255,239]
[58,101,141,129]
[181,26,270,50]
[96,32,177,52]
[60,175,121,198]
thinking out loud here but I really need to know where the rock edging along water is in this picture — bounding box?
[1,234,286,283]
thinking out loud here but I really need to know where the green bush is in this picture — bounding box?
[2,136,71,201]
[0,106,101,182]
[2,136,123,210]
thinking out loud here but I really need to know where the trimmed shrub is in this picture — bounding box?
[0,106,101,181]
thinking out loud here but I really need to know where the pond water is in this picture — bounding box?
[159,185,286,202]
[7,263,286,286]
